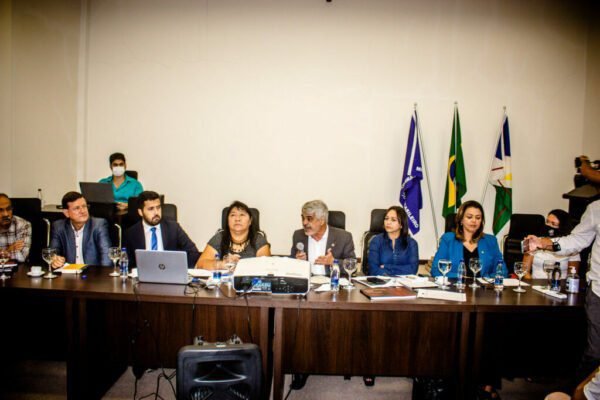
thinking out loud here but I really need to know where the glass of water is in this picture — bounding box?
[342,258,358,289]
[108,247,121,277]
[42,247,58,279]
[542,260,555,289]
[437,259,452,290]
[0,248,10,281]
[469,258,482,288]
[513,262,527,293]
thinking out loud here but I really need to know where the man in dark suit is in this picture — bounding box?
[291,199,355,272]
[124,191,200,267]
[50,191,111,267]
[289,199,356,390]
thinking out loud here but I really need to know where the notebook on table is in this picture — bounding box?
[79,182,115,204]
[135,250,189,285]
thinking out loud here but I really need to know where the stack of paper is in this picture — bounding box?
[532,285,567,300]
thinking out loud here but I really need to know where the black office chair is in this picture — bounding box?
[125,195,166,227]
[444,213,457,233]
[360,209,386,275]
[125,170,138,180]
[11,198,43,264]
[503,213,545,274]
[221,207,261,232]
[162,204,178,221]
[328,210,346,230]
[88,202,117,224]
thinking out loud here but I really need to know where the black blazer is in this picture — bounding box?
[124,220,201,267]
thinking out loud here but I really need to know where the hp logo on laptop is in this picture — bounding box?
[158,263,166,270]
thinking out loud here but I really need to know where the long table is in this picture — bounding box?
[0,266,586,400]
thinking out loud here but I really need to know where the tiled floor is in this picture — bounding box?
[0,361,572,400]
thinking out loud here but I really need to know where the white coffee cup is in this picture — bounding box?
[30,266,42,274]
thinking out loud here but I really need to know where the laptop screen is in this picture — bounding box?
[79,182,115,204]
[135,250,189,285]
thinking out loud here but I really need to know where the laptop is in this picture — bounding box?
[135,249,189,285]
[79,182,115,204]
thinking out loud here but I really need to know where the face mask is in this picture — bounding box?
[112,166,125,177]
[543,224,560,238]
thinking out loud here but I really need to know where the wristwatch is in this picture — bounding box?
[550,238,561,252]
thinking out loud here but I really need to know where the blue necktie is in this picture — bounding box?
[151,227,158,250]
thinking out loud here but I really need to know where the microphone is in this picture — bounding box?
[296,242,305,253]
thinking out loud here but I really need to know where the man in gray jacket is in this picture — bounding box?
[50,191,111,268]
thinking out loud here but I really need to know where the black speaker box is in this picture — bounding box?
[177,343,262,400]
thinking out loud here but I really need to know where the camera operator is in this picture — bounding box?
[578,155,600,185]
[526,156,600,384]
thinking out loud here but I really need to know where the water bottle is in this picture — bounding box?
[551,263,561,291]
[494,260,504,291]
[330,259,340,292]
[212,253,222,285]
[120,248,129,278]
[37,188,44,208]
[566,267,580,294]
[456,260,466,290]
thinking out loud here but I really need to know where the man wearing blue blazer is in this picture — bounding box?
[50,191,111,268]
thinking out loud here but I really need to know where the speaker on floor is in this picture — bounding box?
[177,343,262,400]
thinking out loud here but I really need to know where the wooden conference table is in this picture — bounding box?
[0,266,586,400]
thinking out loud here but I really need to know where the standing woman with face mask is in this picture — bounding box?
[98,152,143,210]
[523,209,580,279]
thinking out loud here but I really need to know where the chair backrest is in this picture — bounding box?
[507,213,546,238]
[163,204,178,222]
[125,170,138,180]
[328,210,345,230]
[361,209,387,274]
[126,194,166,227]
[503,213,545,274]
[88,202,116,223]
[444,213,457,233]
[221,207,260,232]
[10,198,43,263]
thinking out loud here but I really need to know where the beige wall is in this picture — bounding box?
[0,0,12,190]
[583,1,600,154]
[2,0,597,258]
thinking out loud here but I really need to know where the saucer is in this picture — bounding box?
[27,271,45,277]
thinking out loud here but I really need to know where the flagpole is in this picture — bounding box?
[481,106,507,204]
[414,103,440,242]
[453,102,458,213]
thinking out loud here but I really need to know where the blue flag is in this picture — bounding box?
[400,113,423,234]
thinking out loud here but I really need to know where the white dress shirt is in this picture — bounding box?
[71,223,85,264]
[555,200,600,297]
[143,221,164,251]
[308,226,329,275]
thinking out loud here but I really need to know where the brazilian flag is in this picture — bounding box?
[442,106,467,218]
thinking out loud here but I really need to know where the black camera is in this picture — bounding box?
[574,157,599,187]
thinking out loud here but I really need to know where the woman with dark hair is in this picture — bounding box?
[368,206,419,276]
[432,200,506,278]
[196,201,270,269]
[524,209,580,279]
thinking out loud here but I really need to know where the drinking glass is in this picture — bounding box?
[0,248,10,281]
[223,254,238,286]
[542,260,555,289]
[42,247,58,279]
[342,258,358,289]
[513,262,527,293]
[437,259,452,290]
[108,247,121,277]
[469,258,482,288]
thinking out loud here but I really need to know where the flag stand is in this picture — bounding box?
[414,103,440,243]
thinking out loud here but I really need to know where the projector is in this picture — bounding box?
[233,257,310,295]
